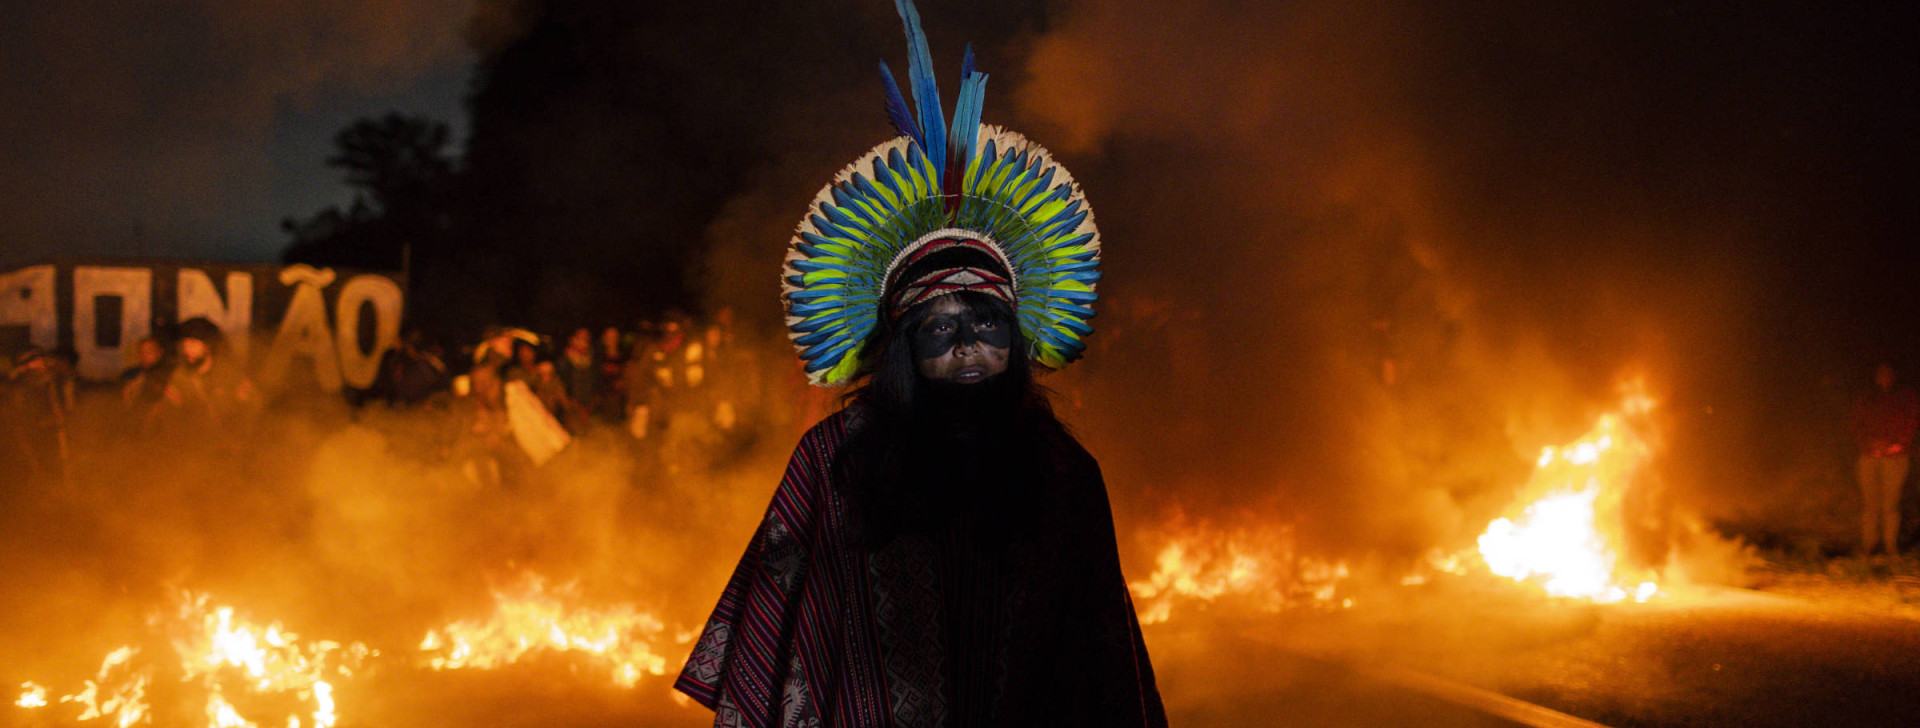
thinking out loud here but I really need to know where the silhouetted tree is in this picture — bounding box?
[282,113,458,272]
[282,0,1044,341]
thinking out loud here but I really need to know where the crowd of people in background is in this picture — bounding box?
[1,316,264,484]
[1,307,802,490]
[393,308,785,483]
[6,319,1918,557]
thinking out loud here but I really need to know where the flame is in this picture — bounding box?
[28,646,152,728]
[18,593,369,728]
[419,575,673,687]
[1129,522,1351,624]
[170,593,370,728]
[17,682,49,708]
[20,578,684,726]
[1476,392,1660,602]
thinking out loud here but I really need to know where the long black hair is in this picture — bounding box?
[832,290,1072,548]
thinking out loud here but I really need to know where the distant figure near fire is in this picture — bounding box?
[1851,362,1918,558]
[673,2,1165,725]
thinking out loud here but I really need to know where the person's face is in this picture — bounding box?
[570,328,591,350]
[180,338,209,366]
[600,327,621,350]
[1876,364,1896,391]
[911,296,1011,384]
[516,344,537,366]
[138,340,164,367]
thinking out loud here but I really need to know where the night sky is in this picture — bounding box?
[2,0,1916,546]
[0,0,474,263]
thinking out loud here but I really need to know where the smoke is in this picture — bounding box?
[0,0,473,261]
[693,0,1824,576]
[999,0,1798,561]
[0,378,803,726]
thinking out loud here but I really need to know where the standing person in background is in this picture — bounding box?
[504,338,541,386]
[595,326,629,423]
[1853,362,1919,560]
[165,318,258,437]
[121,337,173,434]
[6,347,76,484]
[556,327,599,430]
[623,327,667,442]
[372,328,448,408]
[121,337,170,405]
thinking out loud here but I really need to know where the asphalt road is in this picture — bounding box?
[1189,582,1920,728]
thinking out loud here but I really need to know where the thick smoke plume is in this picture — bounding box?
[699,0,1826,572]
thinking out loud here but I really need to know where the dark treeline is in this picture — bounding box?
[282,0,1049,342]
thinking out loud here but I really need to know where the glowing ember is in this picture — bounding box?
[17,682,48,708]
[1129,523,1350,624]
[419,575,673,687]
[1476,393,1660,602]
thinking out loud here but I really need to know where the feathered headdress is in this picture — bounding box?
[782,0,1102,386]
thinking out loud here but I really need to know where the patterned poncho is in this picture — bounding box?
[676,410,1167,727]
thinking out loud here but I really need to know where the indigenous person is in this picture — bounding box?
[676,3,1165,725]
[1852,362,1919,558]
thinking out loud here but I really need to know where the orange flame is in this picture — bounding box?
[418,574,676,687]
[1476,391,1660,602]
[1129,523,1351,624]
[18,592,369,728]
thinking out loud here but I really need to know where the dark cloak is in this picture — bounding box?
[675,409,1168,727]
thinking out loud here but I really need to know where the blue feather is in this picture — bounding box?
[879,148,913,199]
[803,336,861,367]
[949,71,987,177]
[789,300,844,316]
[851,174,892,210]
[792,259,858,274]
[1055,303,1097,317]
[792,311,850,333]
[800,231,853,252]
[787,287,846,302]
[894,0,947,183]
[794,321,855,346]
[878,61,921,143]
[1031,324,1076,349]
[821,202,865,230]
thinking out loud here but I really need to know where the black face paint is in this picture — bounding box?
[911,305,1013,360]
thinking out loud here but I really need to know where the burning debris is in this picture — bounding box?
[1474,391,1663,603]
[17,579,696,728]
[1129,520,1353,624]
[1127,384,1695,624]
[418,573,680,688]
[16,591,369,728]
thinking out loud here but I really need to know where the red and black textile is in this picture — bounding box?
[675,410,1168,727]
[883,236,1017,321]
